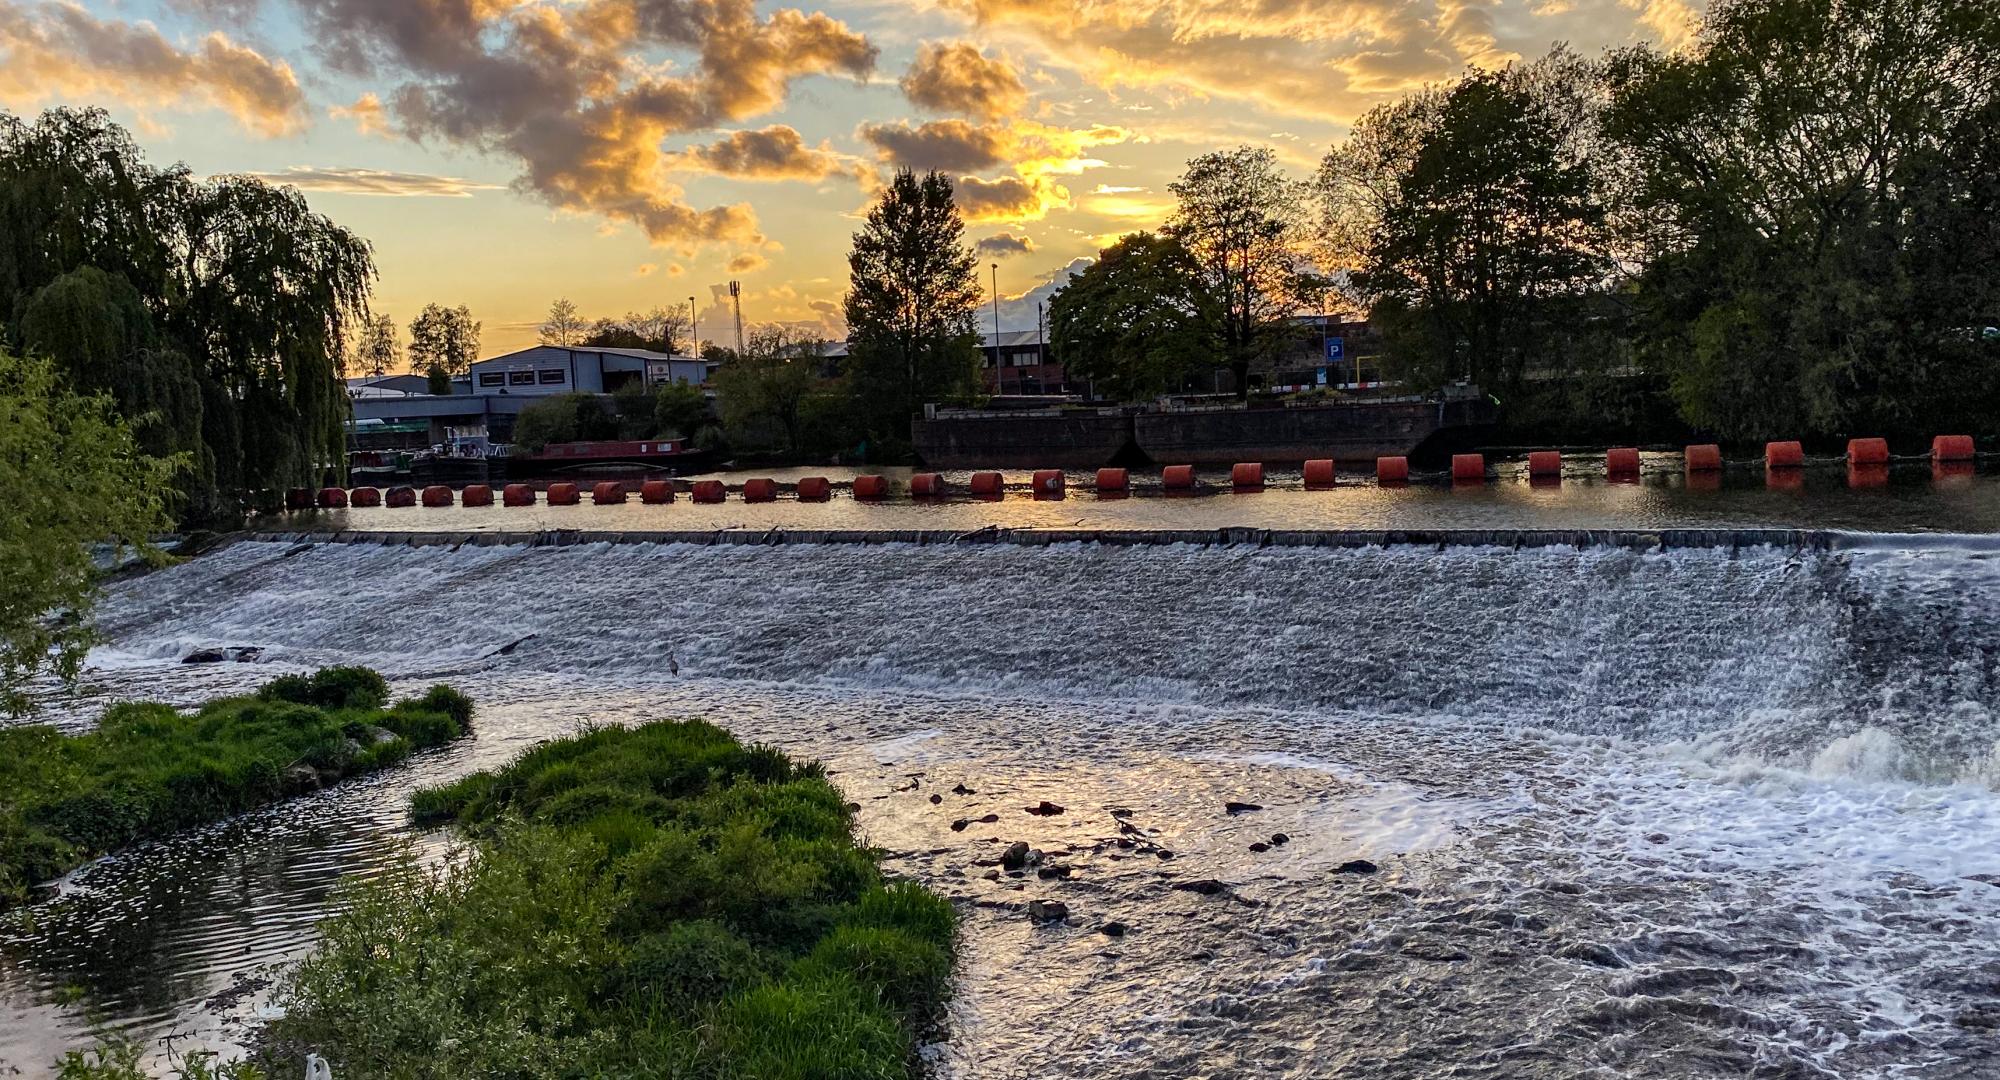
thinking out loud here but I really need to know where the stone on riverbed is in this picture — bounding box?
[1027,899,1069,923]
[1001,841,1032,870]
[1334,859,1379,875]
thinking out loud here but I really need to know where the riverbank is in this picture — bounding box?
[0,668,471,909]
[254,720,956,1078]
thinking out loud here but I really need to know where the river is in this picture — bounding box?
[3,511,1999,1076]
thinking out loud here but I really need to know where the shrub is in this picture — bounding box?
[262,720,955,1079]
[0,668,471,910]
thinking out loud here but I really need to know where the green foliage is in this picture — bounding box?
[54,1037,263,1079]
[0,107,374,518]
[268,720,955,1079]
[0,668,470,908]
[0,345,177,714]
[1166,146,1323,398]
[1599,0,2000,439]
[1049,232,1217,401]
[714,327,838,454]
[1332,51,1612,397]
[652,380,710,440]
[407,303,480,380]
[511,392,618,451]
[579,307,690,354]
[843,169,983,451]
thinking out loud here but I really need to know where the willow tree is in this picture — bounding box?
[0,107,376,517]
[842,169,982,449]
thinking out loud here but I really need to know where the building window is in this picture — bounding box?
[538,369,566,384]
[478,372,504,387]
[1009,351,1037,367]
[508,370,535,386]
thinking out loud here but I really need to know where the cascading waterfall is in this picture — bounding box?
[5,536,1998,1078]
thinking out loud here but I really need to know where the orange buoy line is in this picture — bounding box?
[326,436,1985,509]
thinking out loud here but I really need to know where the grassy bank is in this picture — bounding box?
[0,667,472,908]
[258,720,957,1079]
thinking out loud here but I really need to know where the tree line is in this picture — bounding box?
[1051,0,2000,442]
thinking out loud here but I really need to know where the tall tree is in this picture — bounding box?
[1048,232,1217,401]
[1602,0,2000,437]
[408,303,481,381]
[1165,147,1321,398]
[842,169,982,448]
[539,298,584,346]
[354,313,400,377]
[713,326,829,453]
[1327,53,1613,396]
[0,108,373,513]
[0,345,176,713]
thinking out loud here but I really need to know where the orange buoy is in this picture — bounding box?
[690,480,726,503]
[1231,462,1264,490]
[461,484,494,507]
[909,472,945,497]
[796,476,831,501]
[502,483,536,506]
[1376,456,1409,484]
[1847,463,1889,488]
[1095,467,1129,493]
[1451,454,1485,482]
[316,487,348,509]
[546,482,580,506]
[1605,447,1641,478]
[385,485,417,508]
[640,479,675,504]
[1527,451,1562,477]
[1932,435,1975,462]
[348,487,381,507]
[969,471,1004,498]
[592,481,626,504]
[1685,444,1723,471]
[1032,469,1065,499]
[1162,464,1196,489]
[1846,438,1889,466]
[285,488,314,511]
[852,474,889,500]
[742,478,777,502]
[1765,441,1804,468]
[1302,459,1336,488]
[421,485,453,508]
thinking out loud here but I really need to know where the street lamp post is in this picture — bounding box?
[688,296,699,358]
[990,263,1001,394]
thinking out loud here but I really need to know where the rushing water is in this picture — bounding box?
[4,536,2000,1077]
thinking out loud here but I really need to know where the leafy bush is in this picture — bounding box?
[262,720,956,1079]
[0,668,471,908]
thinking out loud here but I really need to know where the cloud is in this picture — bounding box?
[975,232,1037,257]
[298,0,877,249]
[239,165,501,196]
[859,118,1009,173]
[0,0,308,135]
[726,251,769,273]
[955,174,1056,222]
[664,124,852,181]
[900,40,1026,121]
[330,92,390,135]
[943,0,1522,122]
[636,262,658,275]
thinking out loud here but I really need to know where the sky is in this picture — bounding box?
[0,0,1699,357]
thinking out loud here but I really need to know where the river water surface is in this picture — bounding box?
[4,526,2000,1077]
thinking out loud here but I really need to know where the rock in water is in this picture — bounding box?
[1028,899,1069,923]
[951,819,970,832]
[1025,800,1066,816]
[952,783,976,795]
[1224,801,1263,815]
[1001,841,1031,870]
[930,794,943,804]
[1271,833,1290,845]
[1334,859,1379,875]
[1249,842,1270,852]
[1172,879,1231,896]
[1100,921,1128,937]
[181,648,226,664]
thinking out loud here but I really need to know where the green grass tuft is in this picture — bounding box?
[0,668,471,909]
[260,719,957,1078]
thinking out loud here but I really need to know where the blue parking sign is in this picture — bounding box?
[1324,336,1345,362]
